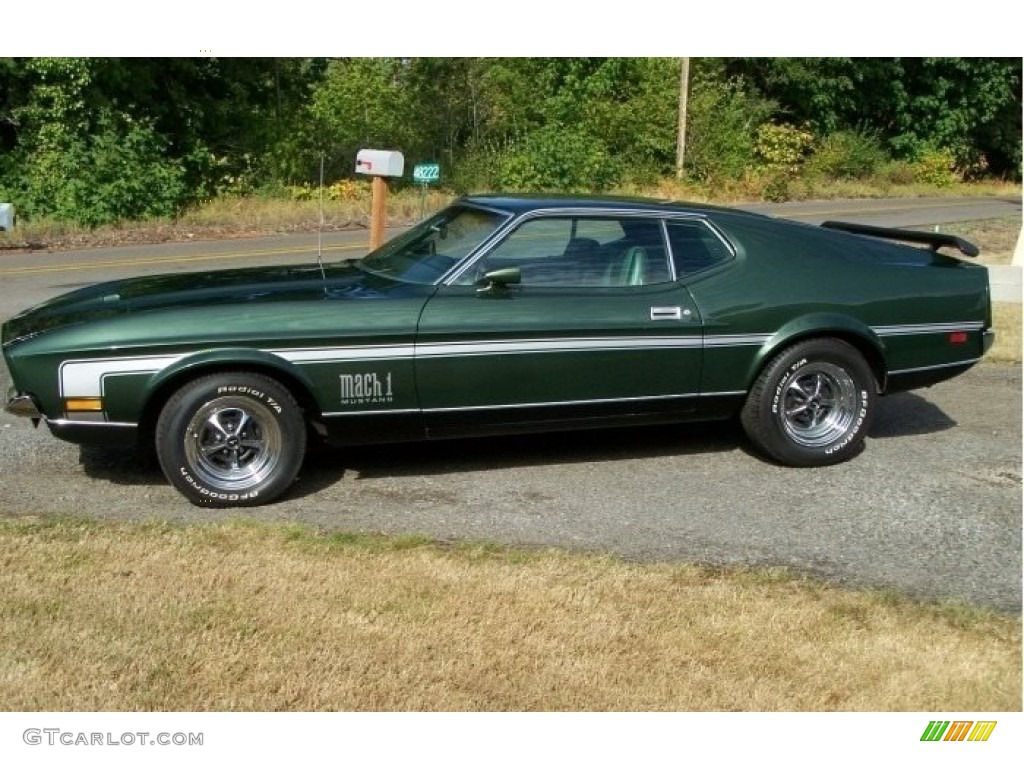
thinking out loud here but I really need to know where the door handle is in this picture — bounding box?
[650,306,686,321]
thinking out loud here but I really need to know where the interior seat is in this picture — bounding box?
[604,246,648,286]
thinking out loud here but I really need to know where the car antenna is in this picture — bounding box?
[316,154,327,287]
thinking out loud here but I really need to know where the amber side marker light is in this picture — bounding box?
[65,397,103,412]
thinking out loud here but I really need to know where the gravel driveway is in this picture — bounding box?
[1,360,1019,612]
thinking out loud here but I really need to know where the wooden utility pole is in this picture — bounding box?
[675,57,690,180]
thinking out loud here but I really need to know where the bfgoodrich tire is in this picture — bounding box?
[741,339,876,467]
[156,372,306,507]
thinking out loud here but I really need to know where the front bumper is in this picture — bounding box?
[5,389,42,419]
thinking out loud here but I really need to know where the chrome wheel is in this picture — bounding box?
[741,339,875,467]
[778,362,858,448]
[183,396,283,491]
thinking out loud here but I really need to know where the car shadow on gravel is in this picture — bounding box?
[77,444,165,484]
[75,394,952,501]
[869,391,957,438]
[75,422,740,503]
[300,420,743,485]
[76,443,351,505]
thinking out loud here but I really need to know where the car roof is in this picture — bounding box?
[460,194,749,218]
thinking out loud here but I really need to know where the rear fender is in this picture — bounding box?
[749,314,887,392]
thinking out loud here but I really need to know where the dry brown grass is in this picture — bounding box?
[988,303,1022,364]
[0,518,1018,712]
[922,216,1021,266]
[637,177,1021,206]
[0,189,456,252]
[2,180,1019,254]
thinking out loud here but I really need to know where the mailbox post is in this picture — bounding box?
[355,149,405,251]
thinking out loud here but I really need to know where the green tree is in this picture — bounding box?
[726,57,1022,177]
[2,58,186,225]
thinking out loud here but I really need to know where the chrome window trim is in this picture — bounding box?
[661,215,738,277]
[658,220,679,283]
[433,203,518,285]
[442,207,689,287]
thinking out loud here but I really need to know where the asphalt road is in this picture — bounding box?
[1,197,1021,611]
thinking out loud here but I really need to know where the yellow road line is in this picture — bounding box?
[0,199,1007,277]
[0,241,370,277]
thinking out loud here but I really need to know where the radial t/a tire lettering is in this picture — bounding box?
[155,372,306,507]
[741,339,876,467]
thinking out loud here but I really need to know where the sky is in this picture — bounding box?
[6,2,1022,56]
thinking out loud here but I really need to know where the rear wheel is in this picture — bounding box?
[741,339,876,466]
[156,372,306,506]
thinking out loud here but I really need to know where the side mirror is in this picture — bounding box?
[475,267,521,294]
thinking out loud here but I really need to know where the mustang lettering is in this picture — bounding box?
[340,372,394,404]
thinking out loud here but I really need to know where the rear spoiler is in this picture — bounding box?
[820,220,979,258]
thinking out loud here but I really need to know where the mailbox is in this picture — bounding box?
[355,149,404,178]
[0,203,13,232]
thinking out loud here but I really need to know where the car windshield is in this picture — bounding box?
[357,205,509,284]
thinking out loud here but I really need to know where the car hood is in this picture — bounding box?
[1,261,415,347]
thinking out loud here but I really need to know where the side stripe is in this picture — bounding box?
[55,322,984,401]
[58,335,737,398]
[59,355,185,398]
[873,321,984,337]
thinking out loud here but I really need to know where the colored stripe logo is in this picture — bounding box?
[921,720,997,742]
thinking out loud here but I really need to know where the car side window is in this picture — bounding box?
[457,216,671,288]
[666,220,733,276]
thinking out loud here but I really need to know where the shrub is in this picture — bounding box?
[912,146,959,187]
[448,139,511,194]
[12,112,186,227]
[756,123,814,173]
[761,170,793,202]
[496,125,619,193]
[806,131,889,180]
[878,161,918,186]
[684,79,774,185]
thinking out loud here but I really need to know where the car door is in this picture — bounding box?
[414,212,703,436]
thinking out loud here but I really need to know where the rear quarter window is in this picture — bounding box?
[666,220,733,276]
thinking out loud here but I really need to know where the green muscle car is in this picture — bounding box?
[2,196,994,506]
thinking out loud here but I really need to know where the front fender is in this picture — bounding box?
[126,347,323,431]
[147,347,318,402]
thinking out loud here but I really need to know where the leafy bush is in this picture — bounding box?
[448,139,511,193]
[761,170,793,202]
[684,78,774,185]
[496,125,619,193]
[806,131,889,179]
[878,161,918,186]
[756,123,814,173]
[912,146,959,186]
[12,112,186,227]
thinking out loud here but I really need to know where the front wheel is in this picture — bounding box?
[156,372,306,506]
[741,339,876,467]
